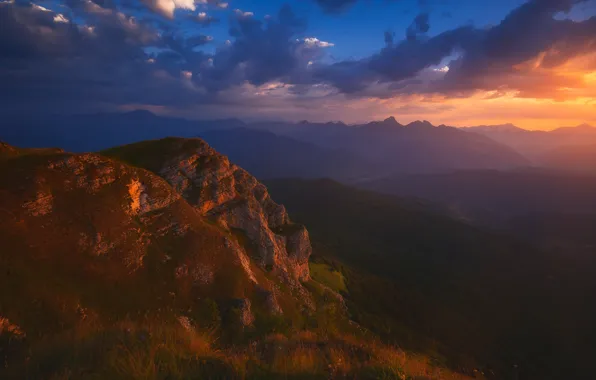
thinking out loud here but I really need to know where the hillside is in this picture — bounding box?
[362,170,596,226]
[538,144,596,172]
[265,178,596,380]
[464,123,596,162]
[0,140,475,379]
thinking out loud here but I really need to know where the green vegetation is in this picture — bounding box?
[309,262,347,293]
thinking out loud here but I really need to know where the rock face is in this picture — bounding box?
[0,138,316,340]
[230,298,255,327]
[104,138,312,284]
[0,148,261,298]
[0,316,25,340]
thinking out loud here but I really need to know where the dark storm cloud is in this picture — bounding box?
[1,0,595,116]
[314,0,596,97]
[0,1,201,110]
[433,0,596,96]
[313,24,481,93]
[0,1,328,113]
[406,12,430,40]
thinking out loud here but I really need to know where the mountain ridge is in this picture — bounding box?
[463,123,596,162]
[0,138,482,379]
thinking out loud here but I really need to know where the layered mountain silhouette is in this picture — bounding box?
[538,143,596,172]
[250,117,530,174]
[1,113,530,180]
[464,123,596,167]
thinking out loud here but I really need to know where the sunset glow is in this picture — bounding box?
[4,2,596,379]
[1,0,594,130]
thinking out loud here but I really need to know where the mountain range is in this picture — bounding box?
[463,123,596,170]
[1,112,538,180]
[251,117,530,174]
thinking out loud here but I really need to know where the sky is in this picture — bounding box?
[1,0,596,130]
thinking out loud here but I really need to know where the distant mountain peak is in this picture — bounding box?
[406,120,435,129]
[466,123,524,132]
[383,116,399,125]
[363,116,403,129]
[552,123,596,134]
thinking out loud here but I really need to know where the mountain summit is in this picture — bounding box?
[103,138,312,285]
[0,138,314,343]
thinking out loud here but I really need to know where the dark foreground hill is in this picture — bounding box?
[265,178,596,380]
[0,140,474,380]
[362,170,596,227]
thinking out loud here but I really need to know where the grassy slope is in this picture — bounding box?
[0,145,476,380]
[265,178,596,380]
[309,262,347,293]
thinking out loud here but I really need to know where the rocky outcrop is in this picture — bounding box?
[0,140,320,351]
[0,141,19,159]
[256,286,283,315]
[0,316,25,340]
[0,149,259,293]
[105,138,312,284]
[230,298,255,327]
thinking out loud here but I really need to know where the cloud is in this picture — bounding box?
[302,37,335,48]
[190,11,218,26]
[185,34,213,46]
[0,1,334,115]
[197,0,227,8]
[233,9,254,18]
[1,0,595,123]
[406,12,429,41]
[197,4,311,91]
[141,0,196,18]
[0,1,193,111]
[315,0,596,99]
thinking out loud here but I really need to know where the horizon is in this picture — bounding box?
[8,109,593,132]
[2,0,596,130]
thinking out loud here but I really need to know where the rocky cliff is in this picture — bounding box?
[0,139,314,336]
[104,137,312,285]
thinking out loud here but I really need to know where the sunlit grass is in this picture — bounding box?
[309,262,347,293]
[2,316,481,380]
